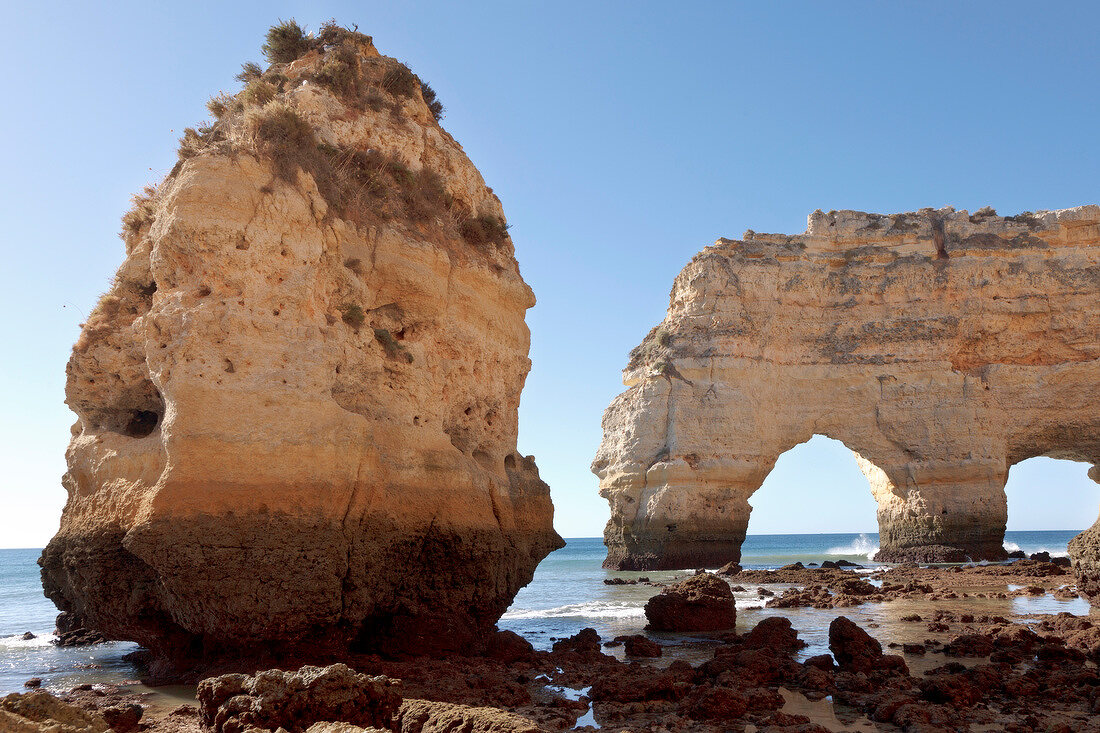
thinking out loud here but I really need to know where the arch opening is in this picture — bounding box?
[1003,456,1100,558]
[744,435,881,566]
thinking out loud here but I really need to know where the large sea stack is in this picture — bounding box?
[41,23,562,672]
[592,206,1100,577]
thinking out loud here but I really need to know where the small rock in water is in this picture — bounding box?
[21,632,35,640]
[24,678,42,688]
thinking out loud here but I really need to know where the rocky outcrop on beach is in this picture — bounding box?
[40,21,561,674]
[1,690,112,733]
[644,572,736,631]
[197,664,401,733]
[592,205,1100,570]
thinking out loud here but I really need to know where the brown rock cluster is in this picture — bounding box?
[40,22,561,674]
[644,572,736,631]
[592,205,1100,573]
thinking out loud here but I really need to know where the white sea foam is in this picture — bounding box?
[502,602,645,620]
[825,533,879,561]
[0,633,55,650]
[1002,541,1069,558]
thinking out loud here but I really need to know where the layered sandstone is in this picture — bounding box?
[593,206,1100,572]
[41,24,561,671]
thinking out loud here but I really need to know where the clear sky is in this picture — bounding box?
[1,1,1097,548]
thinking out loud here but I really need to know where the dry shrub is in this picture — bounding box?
[247,102,318,182]
[313,45,360,97]
[381,64,418,98]
[320,148,452,227]
[241,79,277,107]
[460,214,510,248]
[316,20,372,47]
[236,61,263,83]
[263,20,311,64]
[206,93,236,120]
[420,81,444,121]
[121,185,158,237]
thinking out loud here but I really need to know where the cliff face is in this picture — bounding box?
[41,24,562,670]
[593,206,1100,574]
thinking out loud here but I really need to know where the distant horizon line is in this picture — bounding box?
[0,527,1088,551]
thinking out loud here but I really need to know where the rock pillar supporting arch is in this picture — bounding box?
[594,206,1100,571]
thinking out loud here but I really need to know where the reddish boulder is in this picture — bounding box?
[615,634,662,657]
[645,573,736,632]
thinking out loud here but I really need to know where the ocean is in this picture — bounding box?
[0,530,1085,696]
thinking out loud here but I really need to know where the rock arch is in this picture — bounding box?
[593,206,1100,577]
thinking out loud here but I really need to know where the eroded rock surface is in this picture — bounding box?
[40,24,561,673]
[593,206,1100,571]
[644,573,736,631]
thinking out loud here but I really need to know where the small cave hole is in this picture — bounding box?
[413,415,421,426]
[197,285,212,297]
[394,328,406,341]
[464,407,473,416]
[124,410,160,438]
[504,454,516,469]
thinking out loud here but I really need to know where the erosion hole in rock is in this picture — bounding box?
[748,435,880,548]
[123,409,161,438]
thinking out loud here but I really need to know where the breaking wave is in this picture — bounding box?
[502,601,645,620]
[825,533,879,561]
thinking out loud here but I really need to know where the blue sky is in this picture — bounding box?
[1,1,1097,547]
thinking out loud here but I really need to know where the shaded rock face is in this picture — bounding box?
[644,573,736,631]
[41,26,562,671]
[592,206,1100,570]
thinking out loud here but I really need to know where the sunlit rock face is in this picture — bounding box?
[40,28,561,673]
[593,206,1100,572]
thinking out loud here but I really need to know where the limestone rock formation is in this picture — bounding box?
[41,23,561,672]
[593,206,1100,571]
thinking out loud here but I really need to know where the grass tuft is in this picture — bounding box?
[374,328,413,363]
[338,303,365,328]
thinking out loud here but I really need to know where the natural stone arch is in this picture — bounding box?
[745,435,878,535]
[593,205,1100,573]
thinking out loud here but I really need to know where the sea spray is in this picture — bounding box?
[825,533,880,561]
